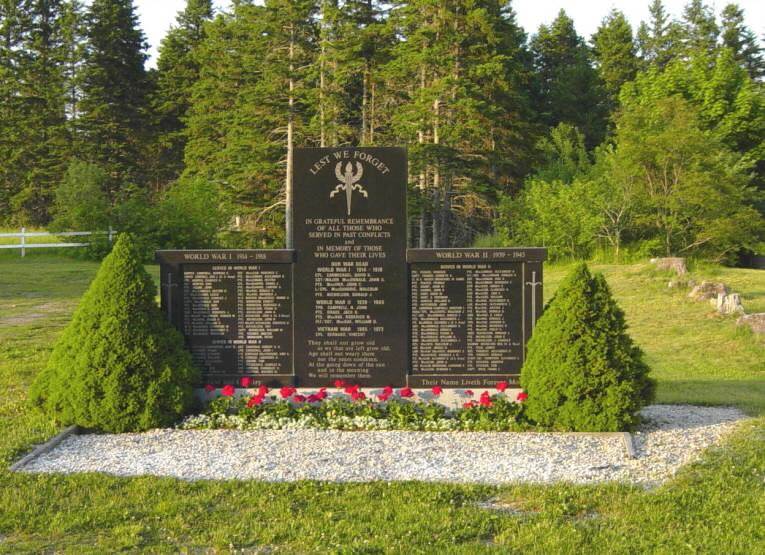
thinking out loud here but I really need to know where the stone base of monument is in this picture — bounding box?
[194,387,525,408]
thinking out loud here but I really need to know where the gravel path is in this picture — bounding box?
[19,405,746,486]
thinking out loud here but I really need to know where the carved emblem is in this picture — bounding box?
[331,161,368,215]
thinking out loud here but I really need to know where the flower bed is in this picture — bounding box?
[180,380,531,432]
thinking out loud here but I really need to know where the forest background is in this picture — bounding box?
[1,0,763,262]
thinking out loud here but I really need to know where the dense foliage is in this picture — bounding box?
[29,234,199,432]
[0,0,763,259]
[520,263,655,431]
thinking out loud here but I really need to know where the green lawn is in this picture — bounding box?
[0,256,763,553]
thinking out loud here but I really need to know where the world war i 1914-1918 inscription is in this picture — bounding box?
[407,248,547,388]
[156,250,295,386]
[291,147,408,387]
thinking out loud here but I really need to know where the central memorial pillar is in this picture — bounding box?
[291,147,408,387]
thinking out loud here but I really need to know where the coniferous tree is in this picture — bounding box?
[16,0,72,223]
[680,0,719,58]
[0,0,73,225]
[152,0,214,188]
[0,1,31,222]
[183,0,319,247]
[530,10,607,148]
[77,0,151,201]
[385,0,536,247]
[636,0,682,69]
[720,3,764,80]
[521,263,654,432]
[592,10,638,111]
[30,234,200,432]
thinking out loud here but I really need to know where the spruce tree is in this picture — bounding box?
[16,0,72,224]
[77,0,150,200]
[0,1,29,223]
[30,234,199,432]
[0,0,73,225]
[680,0,719,58]
[530,10,607,148]
[520,264,654,432]
[720,3,765,80]
[385,0,536,247]
[152,0,214,187]
[592,10,638,111]
[636,0,682,69]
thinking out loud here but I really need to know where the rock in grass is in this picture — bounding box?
[650,257,687,275]
[688,281,729,301]
[520,263,655,432]
[29,234,200,432]
[737,313,765,334]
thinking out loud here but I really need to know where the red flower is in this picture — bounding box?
[377,392,391,402]
[240,376,253,388]
[479,391,493,407]
[398,387,414,398]
[351,391,366,401]
[204,384,215,393]
[316,389,328,400]
[307,394,321,403]
[333,379,346,388]
[344,384,360,395]
[495,381,509,393]
[280,386,296,399]
[221,385,235,397]
[464,389,474,397]
[247,395,264,408]
[257,385,269,396]
[293,394,307,403]
[516,392,529,402]
[431,386,443,396]
[382,385,394,396]
[463,400,477,409]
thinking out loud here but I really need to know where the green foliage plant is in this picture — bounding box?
[521,263,655,431]
[29,234,199,432]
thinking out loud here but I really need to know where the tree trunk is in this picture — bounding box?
[431,98,440,248]
[285,25,295,249]
[361,62,369,145]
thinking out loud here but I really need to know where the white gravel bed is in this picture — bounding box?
[19,405,746,486]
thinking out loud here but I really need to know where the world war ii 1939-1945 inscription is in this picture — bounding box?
[157,147,546,388]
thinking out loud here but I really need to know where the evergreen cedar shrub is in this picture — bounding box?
[30,234,200,432]
[520,263,655,432]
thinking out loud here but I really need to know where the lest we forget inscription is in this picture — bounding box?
[291,147,408,387]
[156,250,295,386]
[157,147,547,388]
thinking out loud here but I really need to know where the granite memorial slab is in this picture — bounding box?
[156,250,295,386]
[291,147,408,387]
[407,248,547,388]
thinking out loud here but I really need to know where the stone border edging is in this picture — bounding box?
[9,425,81,472]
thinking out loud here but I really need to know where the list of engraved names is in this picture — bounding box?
[411,263,523,375]
[304,217,393,382]
[183,264,291,377]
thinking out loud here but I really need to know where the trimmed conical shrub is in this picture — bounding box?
[520,263,654,431]
[30,234,199,432]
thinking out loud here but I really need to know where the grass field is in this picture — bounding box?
[0,255,763,553]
